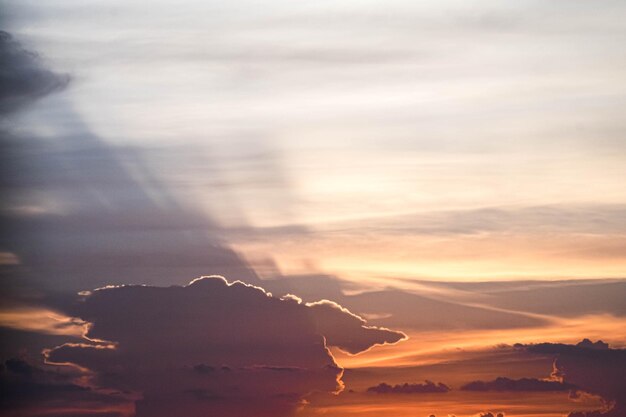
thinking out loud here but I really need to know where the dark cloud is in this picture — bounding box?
[265,276,626,330]
[366,381,450,394]
[0,358,129,416]
[479,413,504,417]
[523,339,626,417]
[0,31,69,114]
[0,326,82,362]
[260,275,550,334]
[0,31,283,302]
[461,376,575,392]
[45,276,405,417]
[0,131,261,295]
[304,299,405,354]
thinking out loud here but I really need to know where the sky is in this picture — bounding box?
[0,1,625,417]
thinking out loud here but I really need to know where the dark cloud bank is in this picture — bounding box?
[367,380,450,394]
[32,276,404,417]
[0,357,129,417]
[521,339,626,417]
[0,30,69,115]
[361,340,625,417]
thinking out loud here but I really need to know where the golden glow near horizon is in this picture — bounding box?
[298,391,604,417]
[234,228,626,283]
[331,314,626,369]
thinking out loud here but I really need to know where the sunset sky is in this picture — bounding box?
[1,1,625,417]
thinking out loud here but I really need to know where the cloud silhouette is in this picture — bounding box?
[0,31,69,114]
[46,276,405,416]
[304,299,406,354]
[366,381,450,394]
[461,376,575,392]
[523,339,626,417]
[0,358,129,416]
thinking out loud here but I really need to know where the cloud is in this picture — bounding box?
[0,30,288,300]
[0,31,69,114]
[474,280,626,318]
[304,299,406,354]
[366,381,450,394]
[461,376,575,392]
[45,276,404,417]
[0,358,130,416]
[325,287,546,331]
[523,339,626,417]
[341,205,626,238]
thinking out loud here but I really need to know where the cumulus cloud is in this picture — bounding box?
[366,381,450,394]
[305,299,406,354]
[45,276,405,417]
[523,339,626,417]
[461,376,575,392]
[0,31,69,114]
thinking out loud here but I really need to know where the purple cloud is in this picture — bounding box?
[46,276,405,417]
[367,381,450,394]
[524,339,626,417]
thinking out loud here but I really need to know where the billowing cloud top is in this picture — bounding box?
[46,276,405,417]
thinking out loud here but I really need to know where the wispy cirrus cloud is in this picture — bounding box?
[461,376,574,392]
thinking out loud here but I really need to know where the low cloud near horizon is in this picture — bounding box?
[523,339,626,417]
[367,381,450,394]
[42,276,405,417]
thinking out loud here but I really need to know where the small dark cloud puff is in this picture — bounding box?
[479,413,504,417]
[0,31,69,114]
[46,276,405,417]
[523,339,626,417]
[366,380,450,394]
[461,376,575,392]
